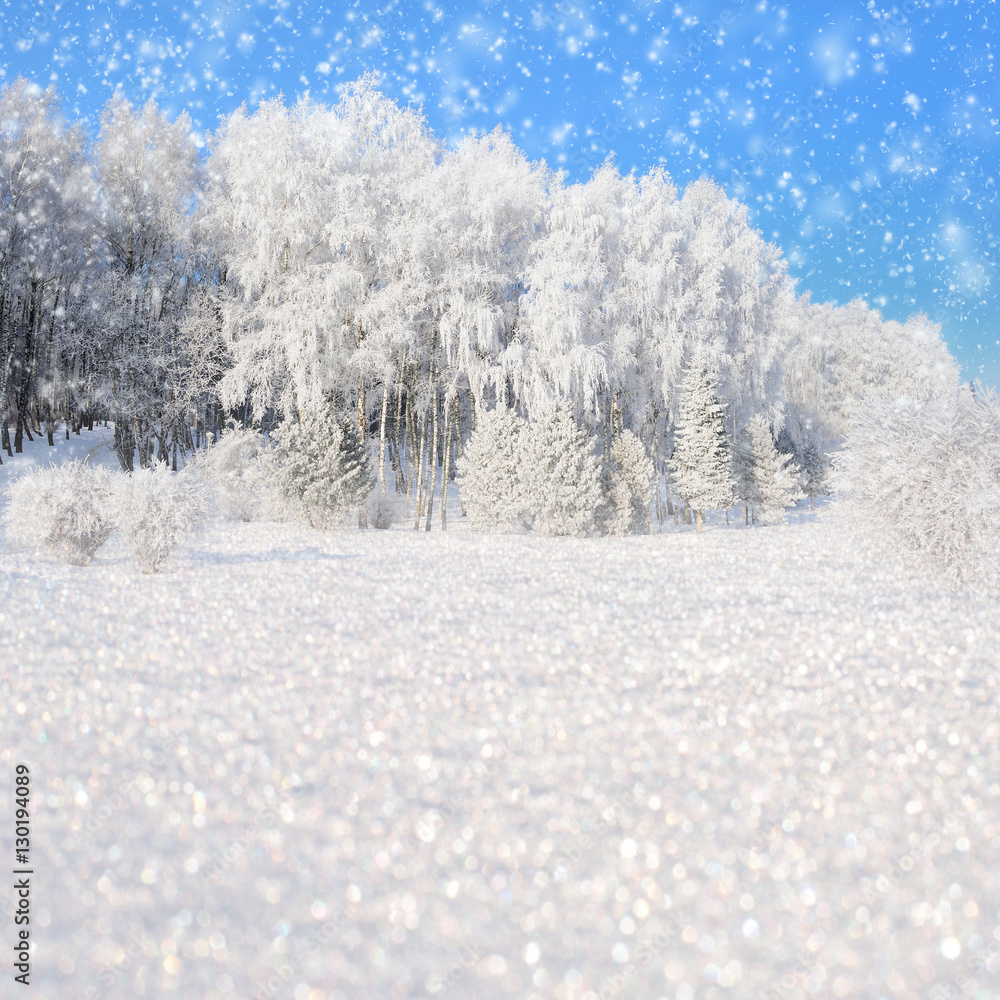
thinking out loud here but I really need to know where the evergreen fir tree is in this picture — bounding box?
[732,430,755,525]
[456,407,531,532]
[775,425,798,462]
[521,404,603,536]
[598,429,655,536]
[798,437,828,510]
[744,414,804,525]
[271,405,373,529]
[669,360,736,533]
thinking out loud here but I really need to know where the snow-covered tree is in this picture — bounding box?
[669,359,736,533]
[270,406,373,529]
[797,437,829,510]
[206,79,437,428]
[835,384,1000,590]
[732,431,755,526]
[741,414,803,525]
[456,406,531,533]
[674,179,792,431]
[2,461,115,564]
[0,79,92,456]
[0,75,973,537]
[599,429,655,536]
[520,404,603,536]
[87,93,202,471]
[783,296,960,443]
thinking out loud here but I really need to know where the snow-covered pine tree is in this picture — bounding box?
[798,437,828,510]
[521,404,603,536]
[775,424,797,457]
[743,414,803,525]
[599,429,655,535]
[732,430,755,525]
[456,407,531,532]
[669,360,736,533]
[271,406,373,529]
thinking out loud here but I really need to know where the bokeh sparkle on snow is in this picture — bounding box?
[1,429,999,999]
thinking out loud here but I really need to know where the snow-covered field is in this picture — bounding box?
[2,431,999,1000]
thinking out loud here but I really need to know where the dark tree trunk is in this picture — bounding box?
[113,416,135,472]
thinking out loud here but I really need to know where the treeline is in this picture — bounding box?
[0,75,960,511]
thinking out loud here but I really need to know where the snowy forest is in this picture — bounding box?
[0,74,992,560]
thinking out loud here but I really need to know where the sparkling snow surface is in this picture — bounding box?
[2,437,1000,1000]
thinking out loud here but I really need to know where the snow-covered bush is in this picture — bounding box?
[835,385,1000,589]
[520,404,603,536]
[270,407,373,529]
[457,407,532,533]
[2,461,115,565]
[365,487,405,530]
[114,463,211,573]
[188,427,269,521]
[599,430,655,536]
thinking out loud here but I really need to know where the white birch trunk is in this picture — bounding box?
[413,408,428,530]
[378,379,390,491]
[439,393,452,531]
[424,349,440,532]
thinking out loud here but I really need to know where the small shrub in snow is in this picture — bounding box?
[2,461,115,565]
[114,463,211,573]
[599,430,655,536]
[835,385,1000,589]
[188,427,269,521]
[270,407,373,529]
[365,487,405,530]
[520,404,603,536]
[457,407,532,533]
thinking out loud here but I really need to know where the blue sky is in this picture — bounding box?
[3,0,997,389]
